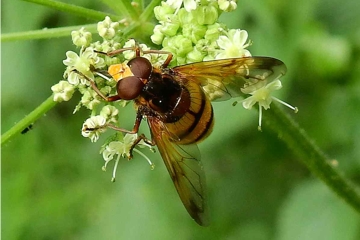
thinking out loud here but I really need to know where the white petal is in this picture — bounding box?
[238,30,248,45]
[242,96,257,109]
[267,79,282,91]
[217,36,231,49]
[184,0,196,11]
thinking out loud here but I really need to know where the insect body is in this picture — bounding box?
[84,46,287,226]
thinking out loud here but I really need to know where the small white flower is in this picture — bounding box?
[80,89,101,110]
[241,80,282,110]
[51,80,75,102]
[151,25,165,45]
[121,40,163,67]
[166,0,197,12]
[100,105,119,123]
[97,16,120,40]
[238,79,298,130]
[100,40,122,53]
[218,0,237,12]
[122,39,151,61]
[216,29,251,59]
[71,27,92,47]
[66,71,89,86]
[81,115,107,142]
[63,48,105,81]
[102,134,155,181]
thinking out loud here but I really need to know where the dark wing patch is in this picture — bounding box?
[148,117,208,226]
[172,57,287,101]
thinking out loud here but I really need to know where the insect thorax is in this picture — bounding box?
[140,72,191,123]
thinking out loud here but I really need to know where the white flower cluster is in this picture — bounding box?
[51,17,157,181]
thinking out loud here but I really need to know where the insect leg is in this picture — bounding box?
[94,47,135,57]
[73,70,122,102]
[106,111,143,134]
[142,49,173,68]
[95,40,141,57]
[128,134,155,158]
[95,42,173,67]
[106,112,150,159]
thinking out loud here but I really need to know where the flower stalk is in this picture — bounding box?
[1,95,57,145]
[264,103,360,212]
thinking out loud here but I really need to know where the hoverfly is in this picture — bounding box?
[81,45,286,226]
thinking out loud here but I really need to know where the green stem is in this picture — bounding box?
[100,0,138,19]
[139,0,162,22]
[1,96,57,146]
[22,0,119,21]
[264,103,360,212]
[1,24,97,42]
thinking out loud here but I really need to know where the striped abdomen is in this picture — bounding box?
[165,81,214,145]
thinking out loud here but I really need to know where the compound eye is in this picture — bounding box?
[117,76,144,100]
[127,57,152,79]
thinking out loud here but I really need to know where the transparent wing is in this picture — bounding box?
[148,117,208,226]
[172,57,287,101]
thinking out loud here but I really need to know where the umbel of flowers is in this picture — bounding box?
[51,0,297,180]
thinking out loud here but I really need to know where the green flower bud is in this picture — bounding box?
[154,2,175,21]
[186,48,205,63]
[176,56,187,65]
[182,24,207,43]
[151,25,165,45]
[178,8,193,25]
[205,23,224,41]
[195,5,219,25]
[161,21,180,37]
[174,36,193,57]
[162,36,193,65]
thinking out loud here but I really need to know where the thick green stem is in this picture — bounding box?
[100,0,138,19]
[1,96,57,145]
[1,24,97,42]
[140,0,162,22]
[264,103,360,212]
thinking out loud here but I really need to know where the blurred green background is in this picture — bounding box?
[2,0,360,239]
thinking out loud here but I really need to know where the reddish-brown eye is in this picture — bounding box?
[127,57,152,79]
[117,76,144,100]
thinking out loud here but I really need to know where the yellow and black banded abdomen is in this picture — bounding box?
[166,81,214,145]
